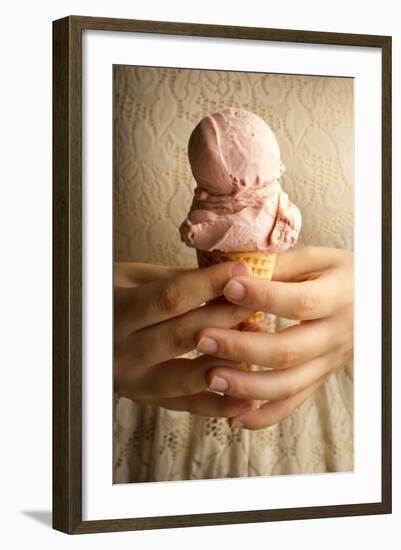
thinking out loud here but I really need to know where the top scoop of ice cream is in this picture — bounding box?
[188,108,284,194]
[180,108,301,253]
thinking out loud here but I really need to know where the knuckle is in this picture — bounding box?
[236,375,256,397]
[168,323,193,354]
[221,334,243,361]
[294,291,317,319]
[155,282,181,314]
[208,267,224,294]
[176,375,197,396]
[202,261,231,298]
[261,284,274,311]
[277,345,300,369]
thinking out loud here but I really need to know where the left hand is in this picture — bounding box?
[114,261,255,418]
[195,246,353,430]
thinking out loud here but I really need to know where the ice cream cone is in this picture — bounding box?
[197,249,276,370]
[180,109,301,431]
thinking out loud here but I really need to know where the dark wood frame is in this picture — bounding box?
[53,15,392,534]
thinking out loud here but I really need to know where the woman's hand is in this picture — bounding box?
[196,247,353,430]
[114,261,256,417]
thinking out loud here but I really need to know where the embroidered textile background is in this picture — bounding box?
[113,66,354,482]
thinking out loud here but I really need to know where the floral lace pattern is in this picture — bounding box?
[113,66,354,482]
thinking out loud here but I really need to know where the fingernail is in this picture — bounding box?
[231,419,244,429]
[224,280,246,301]
[209,376,229,392]
[196,337,218,355]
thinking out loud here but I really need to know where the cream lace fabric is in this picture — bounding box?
[113,66,354,482]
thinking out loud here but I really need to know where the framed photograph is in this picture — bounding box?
[53,15,392,534]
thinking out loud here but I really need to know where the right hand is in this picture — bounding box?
[114,261,255,417]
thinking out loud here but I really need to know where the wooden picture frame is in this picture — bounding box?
[53,15,392,534]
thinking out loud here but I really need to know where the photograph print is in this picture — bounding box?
[112,64,354,484]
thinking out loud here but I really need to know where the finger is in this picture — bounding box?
[240,322,267,333]
[114,262,192,287]
[156,391,255,418]
[198,319,334,369]
[207,351,342,401]
[115,354,240,400]
[116,261,252,337]
[273,246,353,282]
[229,375,328,430]
[117,302,254,369]
[223,270,346,320]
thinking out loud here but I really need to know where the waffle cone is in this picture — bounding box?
[197,249,276,376]
[197,249,276,325]
[197,249,277,417]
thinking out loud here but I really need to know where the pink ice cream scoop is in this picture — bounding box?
[180,108,301,253]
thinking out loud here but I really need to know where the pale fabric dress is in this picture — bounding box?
[113,66,354,482]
